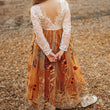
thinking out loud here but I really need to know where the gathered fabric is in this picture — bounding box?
[25,28,88,110]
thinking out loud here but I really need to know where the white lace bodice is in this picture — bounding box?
[30,0,71,56]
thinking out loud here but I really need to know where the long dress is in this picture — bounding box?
[25,0,89,109]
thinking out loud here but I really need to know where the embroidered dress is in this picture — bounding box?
[25,0,89,109]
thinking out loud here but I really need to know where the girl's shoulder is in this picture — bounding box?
[30,4,41,16]
[61,0,68,4]
[60,0,69,8]
[30,5,39,12]
[60,0,69,12]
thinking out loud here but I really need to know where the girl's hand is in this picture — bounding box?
[56,50,64,60]
[47,51,57,62]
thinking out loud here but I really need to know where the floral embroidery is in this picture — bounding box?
[73,66,78,70]
[64,61,67,64]
[33,88,36,91]
[34,84,37,87]
[50,65,53,70]
[33,59,37,67]
[71,81,73,84]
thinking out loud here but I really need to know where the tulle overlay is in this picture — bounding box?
[25,28,88,110]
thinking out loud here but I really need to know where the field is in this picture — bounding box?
[0,0,110,110]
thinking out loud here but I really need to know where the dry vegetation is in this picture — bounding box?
[0,0,110,110]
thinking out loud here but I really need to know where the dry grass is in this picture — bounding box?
[0,0,110,110]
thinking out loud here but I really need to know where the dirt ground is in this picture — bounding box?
[0,0,110,110]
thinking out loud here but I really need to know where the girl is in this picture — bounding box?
[25,0,97,109]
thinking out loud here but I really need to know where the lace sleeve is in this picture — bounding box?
[30,6,52,56]
[59,1,71,51]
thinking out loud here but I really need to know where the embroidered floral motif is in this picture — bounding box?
[71,77,74,84]
[71,81,73,84]
[50,65,53,70]
[34,84,37,87]
[33,88,36,91]
[64,61,67,64]
[73,66,78,70]
[33,59,37,67]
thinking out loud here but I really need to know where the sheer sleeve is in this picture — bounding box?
[59,1,71,51]
[30,6,52,56]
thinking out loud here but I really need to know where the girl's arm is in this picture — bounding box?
[59,1,71,51]
[30,6,52,56]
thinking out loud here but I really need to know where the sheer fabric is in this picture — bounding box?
[30,0,71,55]
[25,29,88,110]
[59,0,71,51]
[30,6,52,56]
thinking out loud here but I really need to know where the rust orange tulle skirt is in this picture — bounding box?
[25,28,89,110]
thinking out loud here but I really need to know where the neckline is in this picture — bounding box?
[37,0,62,26]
